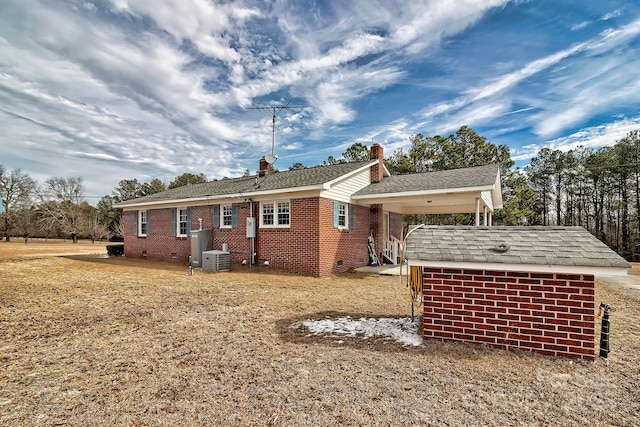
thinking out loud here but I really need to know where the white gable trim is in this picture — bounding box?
[323,161,374,187]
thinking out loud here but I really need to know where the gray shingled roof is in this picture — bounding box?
[405,226,631,269]
[354,164,499,196]
[116,160,375,206]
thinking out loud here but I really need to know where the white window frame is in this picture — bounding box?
[260,200,290,228]
[138,210,147,236]
[337,202,347,229]
[221,204,233,228]
[177,207,189,237]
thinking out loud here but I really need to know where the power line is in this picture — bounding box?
[247,100,306,156]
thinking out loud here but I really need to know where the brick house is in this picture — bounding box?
[115,144,503,277]
[405,226,631,360]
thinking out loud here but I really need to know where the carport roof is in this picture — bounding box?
[353,164,499,196]
[351,164,502,215]
[405,226,631,269]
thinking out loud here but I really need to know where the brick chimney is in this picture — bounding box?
[258,156,269,177]
[370,143,384,183]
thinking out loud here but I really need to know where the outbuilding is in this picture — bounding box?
[405,226,631,360]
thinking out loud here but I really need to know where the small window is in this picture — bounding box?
[178,207,189,236]
[139,210,147,236]
[222,204,233,228]
[337,203,346,228]
[261,200,290,228]
[334,201,351,229]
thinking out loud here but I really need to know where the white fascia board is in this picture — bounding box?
[115,197,215,210]
[115,184,325,210]
[481,191,494,212]
[492,172,504,209]
[323,162,374,188]
[407,259,629,276]
[351,185,494,200]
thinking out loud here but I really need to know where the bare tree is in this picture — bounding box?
[0,167,37,241]
[83,211,109,243]
[114,217,125,239]
[12,207,39,243]
[39,177,86,242]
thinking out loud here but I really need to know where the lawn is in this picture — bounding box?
[0,240,638,426]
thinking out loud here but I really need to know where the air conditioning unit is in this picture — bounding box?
[202,250,230,272]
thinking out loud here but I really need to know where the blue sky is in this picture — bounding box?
[1,0,639,201]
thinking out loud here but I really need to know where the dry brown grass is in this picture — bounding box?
[1,240,638,426]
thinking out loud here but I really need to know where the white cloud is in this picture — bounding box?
[532,18,640,137]
[571,21,590,31]
[601,9,622,21]
[511,116,640,162]
[108,0,259,63]
[3,0,636,200]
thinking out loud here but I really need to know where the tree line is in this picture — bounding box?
[525,130,640,260]
[0,169,208,243]
[2,127,638,261]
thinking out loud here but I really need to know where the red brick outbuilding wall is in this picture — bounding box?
[422,267,596,360]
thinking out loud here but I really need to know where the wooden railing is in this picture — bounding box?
[383,235,402,264]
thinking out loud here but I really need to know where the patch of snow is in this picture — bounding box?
[302,316,422,347]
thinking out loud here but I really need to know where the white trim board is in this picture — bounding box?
[407,259,629,277]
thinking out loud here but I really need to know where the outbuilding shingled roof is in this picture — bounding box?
[405,226,631,269]
[116,160,375,206]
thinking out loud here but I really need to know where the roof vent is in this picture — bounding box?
[491,243,510,253]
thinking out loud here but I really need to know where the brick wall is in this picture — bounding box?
[318,198,370,276]
[123,197,374,277]
[124,209,191,263]
[422,267,596,360]
[369,204,382,258]
[256,197,321,276]
[254,197,371,276]
[212,202,251,264]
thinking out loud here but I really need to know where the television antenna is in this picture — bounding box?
[247,100,307,156]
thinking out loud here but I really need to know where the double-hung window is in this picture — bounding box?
[261,200,290,228]
[337,203,347,228]
[177,207,189,236]
[333,201,353,230]
[222,204,233,228]
[139,210,148,236]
